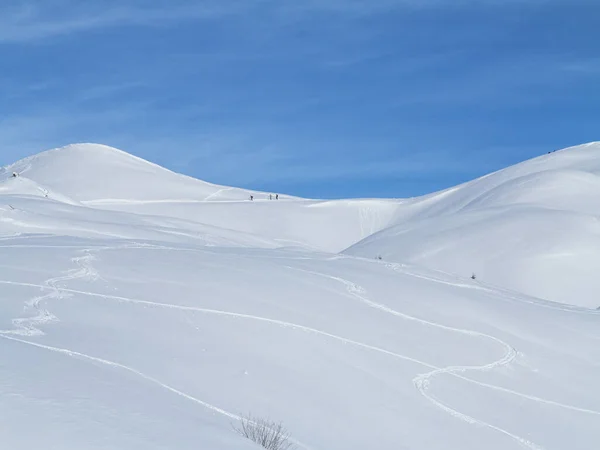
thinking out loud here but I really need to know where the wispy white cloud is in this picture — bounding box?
[562,58,600,75]
[77,82,150,102]
[1,0,585,43]
[167,132,506,187]
[0,0,251,42]
[277,0,581,16]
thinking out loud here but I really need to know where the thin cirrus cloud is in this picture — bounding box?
[1,0,586,43]
[0,0,251,42]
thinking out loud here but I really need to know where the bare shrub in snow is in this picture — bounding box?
[233,414,295,450]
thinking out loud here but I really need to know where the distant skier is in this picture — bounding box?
[250,195,254,201]
[269,194,272,200]
[275,194,279,200]
[12,172,17,178]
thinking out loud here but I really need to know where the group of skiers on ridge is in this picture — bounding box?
[249,193,279,201]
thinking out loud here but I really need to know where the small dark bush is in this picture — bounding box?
[233,414,295,450]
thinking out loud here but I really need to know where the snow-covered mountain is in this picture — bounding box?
[1,143,401,252]
[346,142,600,307]
[1,143,598,450]
[2,143,266,203]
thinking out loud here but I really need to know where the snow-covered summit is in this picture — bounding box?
[431,141,600,214]
[4,143,259,203]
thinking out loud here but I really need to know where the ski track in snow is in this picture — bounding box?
[1,241,598,316]
[2,251,99,336]
[203,187,235,201]
[0,333,313,450]
[0,283,437,369]
[285,266,546,450]
[1,242,599,450]
[382,261,600,316]
[0,332,240,418]
[286,266,600,412]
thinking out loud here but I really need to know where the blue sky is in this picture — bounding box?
[0,0,598,198]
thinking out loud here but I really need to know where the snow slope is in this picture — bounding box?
[0,173,80,205]
[346,142,600,307]
[2,143,270,203]
[2,144,402,252]
[1,142,599,450]
[0,238,598,450]
[89,198,402,252]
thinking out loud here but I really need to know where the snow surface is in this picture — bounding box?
[1,143,599,450]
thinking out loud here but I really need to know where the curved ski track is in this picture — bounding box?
[381,261,600,316]
[2,251,99,336]
[286,266,545,450]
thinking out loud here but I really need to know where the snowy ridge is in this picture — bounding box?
[4,143,269,203]
[346,142,600,307]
